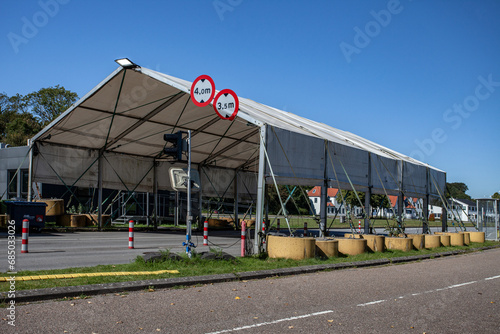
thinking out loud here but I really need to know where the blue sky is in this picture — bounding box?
[1,0,499,198]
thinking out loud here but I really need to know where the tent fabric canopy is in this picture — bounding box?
[31,66,446,199]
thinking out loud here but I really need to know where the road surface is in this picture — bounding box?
[2,247,499,333]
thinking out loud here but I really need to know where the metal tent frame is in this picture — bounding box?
[27,62,447,253]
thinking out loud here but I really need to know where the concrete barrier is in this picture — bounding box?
[439,234,451,247]
[70,214,87,227]
[337,237,367,256]
[468,231,485,243]
[208,218,230,228]
[267,235,316,260]
[425,235,441,248]
[35,199,64,216]
[385,237,412,252]
[361,234,385,252]
[407,234,425,250]
[447,233,465,246]
[315,239,339,258]
[459,232,470,245]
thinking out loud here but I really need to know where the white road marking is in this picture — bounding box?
[205,310,334,334]
[358,278,493,308]
[448,281,477,288]
[357,300,386,307]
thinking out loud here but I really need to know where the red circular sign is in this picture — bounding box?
[190,75,216,107]
[213,89,239,120]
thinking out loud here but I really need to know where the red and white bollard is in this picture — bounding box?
[203,221,208,246]
[304,222,308,236]
[262,221,266,245]
[128,220,134,249]
[358,220,361,233]
[276,219,280,233]
[21,219,29,253]
[241,221,246,257]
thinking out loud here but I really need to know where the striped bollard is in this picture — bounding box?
[21,219,29,253]
[304,222,308,237]
[262,221,266,245]
[203,221,208,246]
[128,220,134,249]
[241,221,246,257]
[277,219,280,233]
[358,220,361,233]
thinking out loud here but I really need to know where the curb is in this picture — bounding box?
[2,245,499,303]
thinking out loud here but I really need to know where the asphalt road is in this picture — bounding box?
[2,248,499,333]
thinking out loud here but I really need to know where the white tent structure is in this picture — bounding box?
[28,61,447,251]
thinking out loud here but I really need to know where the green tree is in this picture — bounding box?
[492,192,500,199]
[5,112,42,146]
[445,182,472,200]
[370,194,391,210]
[267,185,312,215]
[24,85,78,125]
[0,86,78,146]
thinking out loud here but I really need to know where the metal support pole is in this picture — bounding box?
[153,161,158,228]
[423,195,429,233]
[27,140,34,202]
[234,170,239,228]
[398,161,404,228]
[423,168,430,234]
[398,191,404,226]
[98,150,103,230]
[364,190,370,234]
[265,184,269,228]
[442,204,448,232]
[320,179,327,238]
[184,130,195,257]
[146,189,150,227]
[198,169,203,228]
[494,199,499,241]
[174,191,179,226]
[364,153,371,234]
[255,125,267,254]
[442,173,448,232]
[320,141,327,238]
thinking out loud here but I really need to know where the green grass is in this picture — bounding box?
[1,241,498,293]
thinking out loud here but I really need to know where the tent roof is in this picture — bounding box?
[32,66,444,175]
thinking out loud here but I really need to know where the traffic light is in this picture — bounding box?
[163,131,183,161]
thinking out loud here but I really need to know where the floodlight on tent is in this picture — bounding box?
[114,58,139,69]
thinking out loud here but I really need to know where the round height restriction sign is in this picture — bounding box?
[190,75,216,107]
[213,89,239,120]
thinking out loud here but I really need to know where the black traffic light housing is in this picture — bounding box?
[163,131,184,161]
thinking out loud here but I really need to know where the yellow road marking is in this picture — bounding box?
[1,270,179,281]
